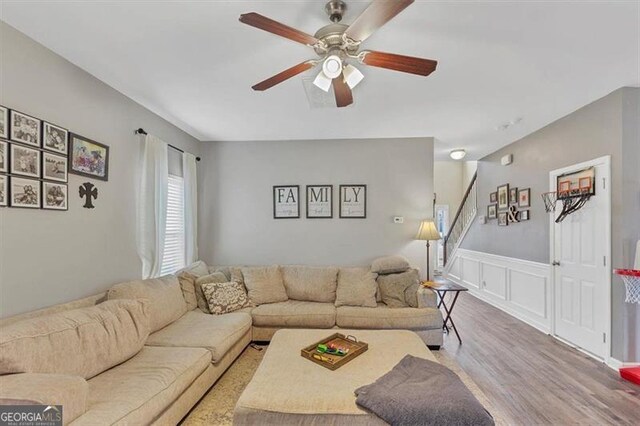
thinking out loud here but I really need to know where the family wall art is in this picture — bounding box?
[273,184,366,219]
[0,104,110,211]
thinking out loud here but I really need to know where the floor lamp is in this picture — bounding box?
[416,219,442,281]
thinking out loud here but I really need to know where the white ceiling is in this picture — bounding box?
[1,1,638,160]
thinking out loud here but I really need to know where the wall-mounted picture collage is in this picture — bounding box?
[0,104,110,211]
[273,184,366,219]
[487,184,531,226]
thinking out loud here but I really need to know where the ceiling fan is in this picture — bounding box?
[239,0,438,108]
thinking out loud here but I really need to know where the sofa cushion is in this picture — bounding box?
[108,275,187,332]
[0,373,89,424]
[0,300,150,379]
[377,269,421,308]
[242,266,288,305]
[202,281,250,315]
[145,310,251,363]
[72,346,210,426]
[336,304,443,330]
[251,301,336,328]
[282,266,339,303]
[195,272,229,313]
[177,271,198,310]
[371,255,411,275]
[335,267,378,308]
[177,260,210,277]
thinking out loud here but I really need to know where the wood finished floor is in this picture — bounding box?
[438,292,640,425]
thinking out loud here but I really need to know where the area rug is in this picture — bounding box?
[182,344,507,425]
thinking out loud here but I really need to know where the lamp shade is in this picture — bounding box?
[415,220,441,241]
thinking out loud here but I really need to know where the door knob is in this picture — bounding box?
[552,261,561,266]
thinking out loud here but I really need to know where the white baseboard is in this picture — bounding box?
[607,357,640,371]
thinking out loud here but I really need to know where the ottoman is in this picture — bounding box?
[233,329,437,425]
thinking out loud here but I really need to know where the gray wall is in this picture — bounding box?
[0,22,201,317]
[198,138,435,276]
[461,87,639,362]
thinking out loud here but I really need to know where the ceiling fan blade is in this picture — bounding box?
[344,0,414,43]
[362,51,437,76]
[333,74,353,108]
[239,12,319,46]
[252,61,316,91]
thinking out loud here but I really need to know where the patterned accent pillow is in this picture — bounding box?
[201,281,249,315]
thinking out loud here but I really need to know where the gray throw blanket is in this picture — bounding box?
[355,355,494,426]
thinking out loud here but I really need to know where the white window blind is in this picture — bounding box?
[160,174,185,275]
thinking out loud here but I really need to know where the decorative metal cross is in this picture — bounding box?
[79,182,98,209]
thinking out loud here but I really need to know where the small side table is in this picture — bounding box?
[422,278,468,344]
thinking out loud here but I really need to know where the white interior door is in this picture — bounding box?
[551,157,610,359]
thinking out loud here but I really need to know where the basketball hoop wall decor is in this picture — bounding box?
[542,166,595,223]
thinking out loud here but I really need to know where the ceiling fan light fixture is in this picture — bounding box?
[313,71,333,92]
[343,64,364,89]
[322,55,343,79]
[449,149,467,160]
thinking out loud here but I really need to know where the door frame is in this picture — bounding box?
[549,155,611,363]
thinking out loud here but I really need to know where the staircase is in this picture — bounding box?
[444,172,477,266]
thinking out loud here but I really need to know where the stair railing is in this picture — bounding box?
[444,172,477,266]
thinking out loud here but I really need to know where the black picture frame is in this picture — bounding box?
[0,139,8,174]
[306,185,333,219]
[0,106,8,140]
[487,204,497,219]
[518,188,531,208]
[519,210,530,221]
[9,109,41,147]
[10,143,41,178]
[42,181,68,211]
[68,133,109,181]
[0,174,7,207]
[273,185,300,219]
[497,184,509,211]
[339,184,367,219]
[509,187,518,204]
[42,121,69,155]
[489,192,497,203]
[9,176,41,209]
[42,151,68,183]
[497,211,508,226]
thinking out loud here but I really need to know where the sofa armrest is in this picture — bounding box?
[0,373,88,424]
[417,286,438,308]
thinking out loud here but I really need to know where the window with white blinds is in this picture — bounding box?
[160,174,185,275]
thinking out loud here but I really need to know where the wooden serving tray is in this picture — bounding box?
[301,333,368,370]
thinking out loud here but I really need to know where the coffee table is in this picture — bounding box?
[233,329,437,425]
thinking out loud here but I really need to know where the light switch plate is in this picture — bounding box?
[393,216,404,224]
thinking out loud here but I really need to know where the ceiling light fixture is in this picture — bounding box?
[313,55,344,92]
[450,149,466,160]
[343,64,364,89]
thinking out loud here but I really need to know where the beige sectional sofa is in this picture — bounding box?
[0,261,442,425]
[0,276,252,425]
[210,264,444,347]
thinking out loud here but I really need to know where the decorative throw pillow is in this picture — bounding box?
[335,267,378,308]
[201,281,249,315]
[371,256,411,275]
[241,265,288,305]
[230,267,244,286]
[177,271,198,310]
[377,269,421,308]
[195,272,229,313]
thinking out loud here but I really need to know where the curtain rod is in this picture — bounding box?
[135,128,201,161]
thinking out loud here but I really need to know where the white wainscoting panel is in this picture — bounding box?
[445,249,552,333]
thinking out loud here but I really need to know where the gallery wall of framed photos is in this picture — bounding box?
[0,104,109,211]
[486,184,531,226]
[273,184,367,220]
